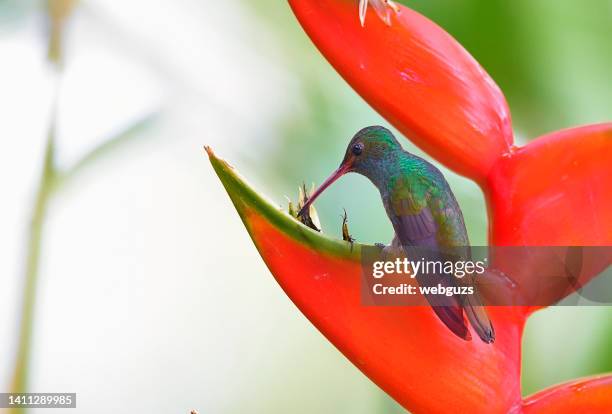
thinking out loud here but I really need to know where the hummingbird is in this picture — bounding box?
[298,126,495,343]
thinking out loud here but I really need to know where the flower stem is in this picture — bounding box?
[10,130,57,398]
[7,112,156,409]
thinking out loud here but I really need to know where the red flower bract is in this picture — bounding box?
[208,1,612,413]
[208,150,523,413]
[289,0,513,184]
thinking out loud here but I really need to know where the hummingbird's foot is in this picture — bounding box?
[375,238,404,261]
[374,236,406,260]
[341,209,356,250]
[381,245,404,261]
[359,0,400,27]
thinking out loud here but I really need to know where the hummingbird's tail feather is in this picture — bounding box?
[415,270,472,341]
[407,242,473,342]
[430,305,471,341]
[463,293,495,344]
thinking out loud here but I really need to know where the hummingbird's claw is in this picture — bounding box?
[341,209,356,244]
[359,0,400,27]
[376,236,404,261]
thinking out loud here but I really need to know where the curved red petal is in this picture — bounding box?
[488,123,612,246]
[487,123,612,313]
[288,0,513,183]
[208,149,522,413]
[522,375,612,414]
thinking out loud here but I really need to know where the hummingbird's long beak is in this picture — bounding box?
[298,163,351,218]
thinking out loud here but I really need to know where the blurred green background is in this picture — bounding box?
[0,0,610,412]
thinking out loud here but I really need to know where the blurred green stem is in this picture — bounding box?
[10,129,57,396]
[9,112,157,404]
[8,1,157,408]
[9,0,71,401]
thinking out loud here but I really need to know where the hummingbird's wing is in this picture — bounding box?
[390,202,471,341]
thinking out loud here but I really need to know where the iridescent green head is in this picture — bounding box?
[340,125,402,177]
[298,126,402,217]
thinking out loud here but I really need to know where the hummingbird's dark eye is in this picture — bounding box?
[352,142,364,156]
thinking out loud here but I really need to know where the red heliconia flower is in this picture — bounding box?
[208,1,612,413]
